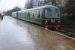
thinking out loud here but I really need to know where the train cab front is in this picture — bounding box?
[53,20,61,30]
[43,19,61,30]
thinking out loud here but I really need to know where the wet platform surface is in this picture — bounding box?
[0,16,75,50]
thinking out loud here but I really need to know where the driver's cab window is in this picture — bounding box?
[44,7,52,18]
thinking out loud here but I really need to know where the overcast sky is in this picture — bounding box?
[0,0,27,12]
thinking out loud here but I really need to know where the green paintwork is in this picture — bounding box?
[28,18,44,25]
[33,19,43,25]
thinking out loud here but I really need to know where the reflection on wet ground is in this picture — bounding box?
[0,16,75,50]
[0,16,36,50]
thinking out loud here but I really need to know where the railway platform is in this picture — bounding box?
[0,16,75,50]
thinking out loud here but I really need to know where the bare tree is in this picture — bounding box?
[25,0,33,9]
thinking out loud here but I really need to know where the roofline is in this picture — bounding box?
[19,5,58,12]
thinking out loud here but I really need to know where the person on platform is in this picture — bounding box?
[0,14,3,19]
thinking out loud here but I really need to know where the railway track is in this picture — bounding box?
[44,27,75,40]
[42,26,75,40]
[54,30,75,40]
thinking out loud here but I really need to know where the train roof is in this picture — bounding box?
[19,5,58,12]
[27,5,58,9]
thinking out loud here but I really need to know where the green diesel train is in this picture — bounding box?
[12,5,61,30]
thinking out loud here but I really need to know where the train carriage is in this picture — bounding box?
[12,5,61,30]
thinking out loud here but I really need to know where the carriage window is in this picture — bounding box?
[33,9,40,19]
[19,13,22,17]
[55,9,59,18]
[36,9,40,18]
[37,11,40,18]
[29,10,33,18]
[12,12,17,17]
[33,10,35,18]
[25,12,27,18]
[39,9,44,18]
[51,8,59,18]
[31,10,35,18]
[27,12,30,18]
[29,11,32,18]
[44,8,52,18]
[21,12,24,17]
[34,10,38,18]
[24,12,26,18]
[41,10,45,18]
